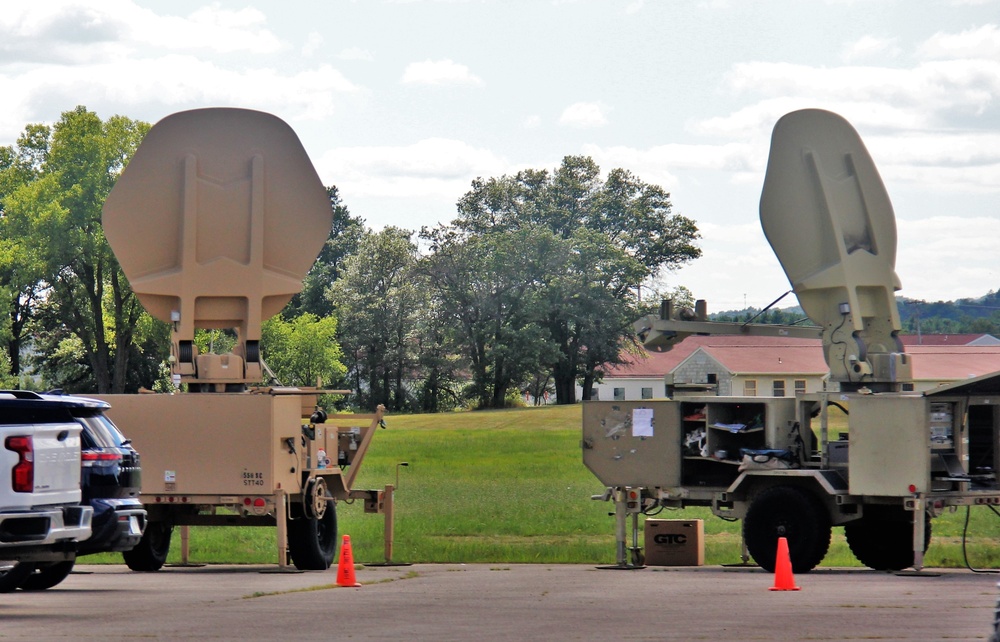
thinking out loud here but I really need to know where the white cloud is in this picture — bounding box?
[302,32,324,57]
[919,23,1000,60]
[671,220,790,309]
[841,35,901,63]
[0,57,360,140]
[158,5,283,53]
[625,0,645,14]
[0,1,286,62]
[337,46,374,61]
[0,1,366,138]
[315,138,511,200]
[896,215,1000,300]
[704,53,1000,146]
[523,114,542,129]
[401,59,483,86]
[558,102,609,128]
[581,142,755,188]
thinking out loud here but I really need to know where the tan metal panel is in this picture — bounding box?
[582,401,681,488]
[848,395,930,496]
[96,394,303,496]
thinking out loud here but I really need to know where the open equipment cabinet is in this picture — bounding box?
[583,108,1000,574]
[97,108,388,571]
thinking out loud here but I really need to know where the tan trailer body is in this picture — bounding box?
[95,393,377,504]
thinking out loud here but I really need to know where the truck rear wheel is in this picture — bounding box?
[0,562,33,593]
[743,485,831,573]
[287,500,337,571]
[123,522,173,572]
[845,507,931,571]
[18,560,75,591]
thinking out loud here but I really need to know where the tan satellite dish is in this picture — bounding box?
[103,108,331,386]
[760,109,909,387]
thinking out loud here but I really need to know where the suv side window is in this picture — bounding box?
[75,414,130,449]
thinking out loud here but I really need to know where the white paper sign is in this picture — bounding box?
[632,408,653,437]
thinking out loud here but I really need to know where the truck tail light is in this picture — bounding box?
[5,435,34,493]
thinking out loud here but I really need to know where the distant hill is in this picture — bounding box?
[711,290,1000,335]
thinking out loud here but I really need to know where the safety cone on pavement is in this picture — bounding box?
[336,534,361,587]
[769,537,800,591]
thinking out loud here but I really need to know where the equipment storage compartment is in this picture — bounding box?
[680,397,796,488]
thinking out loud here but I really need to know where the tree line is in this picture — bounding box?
[713,295,1000,338]
[0,107,701,410]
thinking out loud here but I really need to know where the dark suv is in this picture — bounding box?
[3,391,146,591]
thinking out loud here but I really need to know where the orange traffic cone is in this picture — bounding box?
[769,537,800,591]
[336,534,361,587]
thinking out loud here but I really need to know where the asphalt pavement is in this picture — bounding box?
[1,563,997,641]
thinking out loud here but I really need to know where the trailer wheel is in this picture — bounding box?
[18,560,75,591]
[287,500,337,571]
[845,507,931,571]
[0,562,33,593]
[743,485,831,573]
[304,477,329,520]
[123,522,173,572]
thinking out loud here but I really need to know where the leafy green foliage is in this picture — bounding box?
[261,313,346,388]
[0,106,151,392]
[285,186,364,319]
[329,227,422,411]
[422,155,701,407]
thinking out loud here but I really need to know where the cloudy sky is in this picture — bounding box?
[1,0,998,312]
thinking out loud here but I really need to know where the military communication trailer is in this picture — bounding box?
[97,108,384,572]
[583,109,1000,573]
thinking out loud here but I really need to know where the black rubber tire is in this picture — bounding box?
[123,522,173,572]
[0,562,33,593]
[743,485,831,574]
[287,500,337,571]
[845,507,931,571]
[19,560,75,591]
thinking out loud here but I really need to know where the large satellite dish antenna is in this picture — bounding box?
[759,109,910,388]
[103,108,331,388]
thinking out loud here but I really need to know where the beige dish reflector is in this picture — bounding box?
[103,108,331,344]
[760,109,907,384]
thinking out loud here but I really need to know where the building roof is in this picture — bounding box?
[695,345,829,376]
[899,333,1000,346]
[606,335,1000,382]
[906,345,1000,381]
[607,336,824,378]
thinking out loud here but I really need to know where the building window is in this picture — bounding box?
[773,380,786,397]
[613,387,625,401]
[794,379,806,394]
[590,389,599,400]
[902,383,915,392]
[744,380,757,396]
[641,387,653,400]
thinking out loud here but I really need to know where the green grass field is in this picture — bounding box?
[90,404,1000,568]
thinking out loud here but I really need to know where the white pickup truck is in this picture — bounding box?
[1,391,94,586]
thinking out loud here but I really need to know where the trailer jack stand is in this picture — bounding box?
[597,487,645,570]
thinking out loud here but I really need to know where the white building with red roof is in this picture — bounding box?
[585,334,1000,401]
